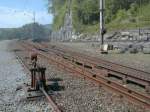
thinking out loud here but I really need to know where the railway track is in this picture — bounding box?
[14,47,62,112]
[41,42,150,90]
[20,41,150,109]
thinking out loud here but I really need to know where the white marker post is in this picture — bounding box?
[100,0,106,52]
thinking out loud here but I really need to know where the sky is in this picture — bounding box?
[0,0,53,28]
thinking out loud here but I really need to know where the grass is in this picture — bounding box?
[107,3,150,31]
[52,3,150,33]
[52,2,67,31]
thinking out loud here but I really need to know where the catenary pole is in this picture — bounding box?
[100,0,105,50]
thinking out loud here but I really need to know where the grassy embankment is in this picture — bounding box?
[52,1,150,34]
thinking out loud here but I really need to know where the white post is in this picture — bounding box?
[100,0,105,49]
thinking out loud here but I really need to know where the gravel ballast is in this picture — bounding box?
[4,40,149,112]
[0,40,53,112]
[57,42,150,73]
[0,40,27,111]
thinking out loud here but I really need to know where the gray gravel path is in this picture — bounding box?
[0,40,53,112]
[0,40,27,112]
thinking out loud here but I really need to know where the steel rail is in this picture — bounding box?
[14,45,62,112]
[22,42,150,88]
[20,42,150,109]
[38,47,150,109]
[35,42,150,88]
[52,45,150,79]
[40,43,150,87]
[40,88,61,112]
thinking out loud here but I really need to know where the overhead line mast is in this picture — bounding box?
[100,0,106,52]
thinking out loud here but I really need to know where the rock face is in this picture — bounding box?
[62,11,73,41]
[105,29,150,42]
[51,0,73,42]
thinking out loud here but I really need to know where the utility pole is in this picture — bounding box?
[32,11,35,39]
[33,12,35,23]
[100,0,105,51]
[139,0,142,37]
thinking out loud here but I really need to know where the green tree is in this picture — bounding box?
[46,0,150,32]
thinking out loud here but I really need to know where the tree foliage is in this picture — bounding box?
[0,23,51,40]
[47,0,150,32]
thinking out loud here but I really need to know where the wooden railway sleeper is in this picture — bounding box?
[146,83,150,94]
[22,42,150,109]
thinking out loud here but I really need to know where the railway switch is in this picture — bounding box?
[31,52,38,68]
[30,67,46,91]
[23,53,51,99]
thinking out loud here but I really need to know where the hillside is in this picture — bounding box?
[0,23,51,40]
[48,0,150,33]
